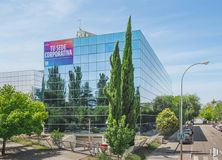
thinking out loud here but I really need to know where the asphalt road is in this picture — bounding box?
[180,125,222,160]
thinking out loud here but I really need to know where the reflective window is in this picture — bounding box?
[97,44,105,53]
[89,54,96,63]
[88,45,96,53]
[105,43,115,52]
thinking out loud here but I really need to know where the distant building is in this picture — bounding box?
[43,29,172,132]
[0,70,43,99]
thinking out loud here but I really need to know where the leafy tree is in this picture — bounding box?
[121,16,139,134]
[214,101,222,121]
[97,73,109,106]
[0,85,48,155]
[44,66,66,107]
[104,115,134,160]
[104,41,122,121]
[80,82,93,106]
[44,66,66,131]
[156,108,178,137]
[152,95,201,121]
[200,105,215,121]
[68,66,82,106]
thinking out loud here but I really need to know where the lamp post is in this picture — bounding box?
[179,61,209,160]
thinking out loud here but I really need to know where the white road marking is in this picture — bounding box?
[203,156,209,160]
[193,156,198,160]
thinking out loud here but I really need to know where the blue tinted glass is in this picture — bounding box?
[89,63,96,71]
[105,61,111,70]
[113,32,125,42]
[132,31,140,40]
[119,42,124,51]
[80,46,88,54]
[89,80,97,89]
[133,49,140,59]
[81,63,89,72]
[74,47,80,55]
[81,37,88,45]
[97,53,105,61]
[82,72,89,81]
[89,36,97,45]
[81,55,88,63]
[74,38,80,46]
[89,72,96,80]
[89,54,96,63]
[135,68,140,77]
[105,34,114,43]
[132,40,140,49]
[105,43,115,52]
[88,45,96,53]
[74,55,81,63]
[97,35,105,44]
[97,44,105,52]
[97,62,106,71]
[133,59,140,68]
[106,52,112,61]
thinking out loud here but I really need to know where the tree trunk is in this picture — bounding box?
[1,138,6,156]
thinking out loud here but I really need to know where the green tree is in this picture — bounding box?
[104,41,122,121]
[121,16,139,133]
[97,73,109,106]
[104,115,134,160]
[68,66,82,106]
[80,82,93,106]
[214,101,222,121]
[44,66,66,131]
[0,85,48,155]
[156,108,178,137]
[44,66,66,107]
[200,105,215,121]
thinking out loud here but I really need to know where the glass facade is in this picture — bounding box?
[0,70,43,99]
[43,30,172,132]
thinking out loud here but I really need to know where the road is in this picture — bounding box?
[179,125,222,160]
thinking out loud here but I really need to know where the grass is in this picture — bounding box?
[11,136,49,150]
[146,138,161,154]
[133,138,162,160]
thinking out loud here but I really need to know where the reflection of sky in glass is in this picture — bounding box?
[44,30,172,104]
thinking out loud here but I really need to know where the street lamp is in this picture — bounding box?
[179,61,209,160]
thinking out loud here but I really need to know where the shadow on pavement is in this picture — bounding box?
[0,147,61,160]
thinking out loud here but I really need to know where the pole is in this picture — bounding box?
[179,61,209,160]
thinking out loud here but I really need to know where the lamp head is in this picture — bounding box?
[201,61,210,65]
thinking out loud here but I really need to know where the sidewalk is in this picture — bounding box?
[146,132,191,160]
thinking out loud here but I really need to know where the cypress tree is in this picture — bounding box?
[121,16,136,130]
[104,41,122,121]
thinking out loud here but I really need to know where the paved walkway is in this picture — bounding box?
[0,140,88,160]
[146,132,191,160]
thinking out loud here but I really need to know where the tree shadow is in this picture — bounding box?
[0,146,62,160]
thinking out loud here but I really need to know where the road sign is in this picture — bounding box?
[177,132,185,140]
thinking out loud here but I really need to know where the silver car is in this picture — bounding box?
[182,129,193,144]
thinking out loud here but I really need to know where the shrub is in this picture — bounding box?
[125,153,141,160]
[156,108,178,137]
[51,129,64,144]
[96,152,112,160]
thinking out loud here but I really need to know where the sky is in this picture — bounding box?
[0,0,221,104]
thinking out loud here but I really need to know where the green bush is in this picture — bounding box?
[156,108,178,137]
[125,153,141,160]
[96,152,112,160]
[51,129,64,144]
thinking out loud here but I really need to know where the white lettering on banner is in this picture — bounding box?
[45,49,72,58]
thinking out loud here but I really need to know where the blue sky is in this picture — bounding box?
[0,0,221,104]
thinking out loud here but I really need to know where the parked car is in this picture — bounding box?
[182,128,193,144]
[215,124,222,132]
